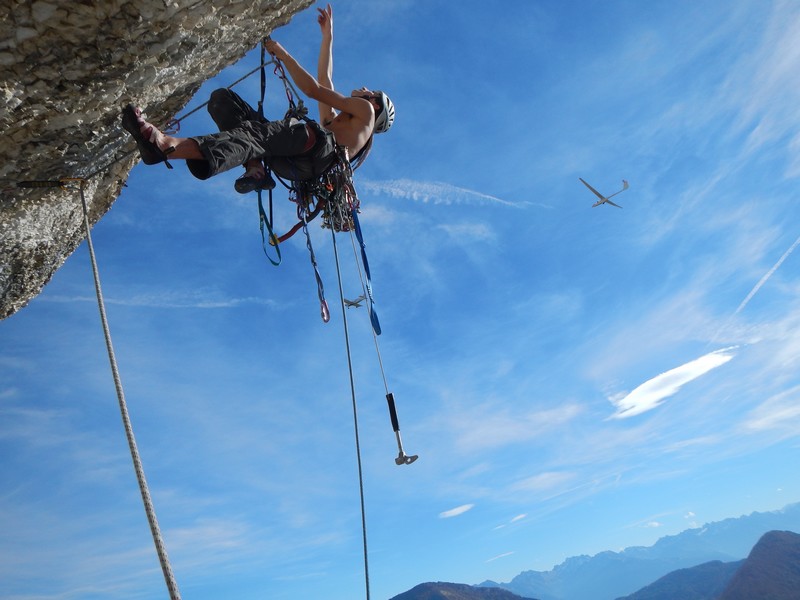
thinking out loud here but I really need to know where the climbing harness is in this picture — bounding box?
[16,178,183,600]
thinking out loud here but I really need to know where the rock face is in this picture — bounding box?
[0,0,312,319]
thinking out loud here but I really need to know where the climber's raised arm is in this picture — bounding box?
[265,39,372,130]
[316,4,336,126]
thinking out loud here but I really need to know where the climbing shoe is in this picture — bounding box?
[121,104,174,169]
[234,171,276,194]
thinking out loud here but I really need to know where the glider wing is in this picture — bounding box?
[579,177,605,201]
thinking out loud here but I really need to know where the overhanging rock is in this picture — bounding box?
[0,0,313,320]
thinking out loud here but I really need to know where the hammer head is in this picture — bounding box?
[395,452,419,466]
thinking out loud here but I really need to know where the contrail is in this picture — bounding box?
[733,233,800,315]
[710,232,800,344]
[360,178,527,207]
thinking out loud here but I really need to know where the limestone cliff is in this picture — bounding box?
[0,0,313,319]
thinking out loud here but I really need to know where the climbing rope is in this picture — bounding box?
[165,55,282,133]
[329,225,372,600]
[17,178,186,600]
[78,179,182,600]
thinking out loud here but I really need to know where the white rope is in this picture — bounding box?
[77,181,182,600]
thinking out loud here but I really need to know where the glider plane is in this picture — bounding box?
[579,178,629,208]
[344,294,366,308]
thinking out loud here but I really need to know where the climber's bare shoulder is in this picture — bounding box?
[319,93,374,157]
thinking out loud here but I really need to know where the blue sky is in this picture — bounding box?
[3,1,800,599]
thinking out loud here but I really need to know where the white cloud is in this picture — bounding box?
[608,347,737,419]
[439,504,475,519]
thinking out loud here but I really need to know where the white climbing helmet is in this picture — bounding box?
[373,91,395,133]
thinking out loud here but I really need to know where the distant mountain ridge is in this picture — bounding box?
[391,530,800,600]
[478,502,800,600]
[389,582,537,600]
[617,530,800,600]
[615,560,745,599]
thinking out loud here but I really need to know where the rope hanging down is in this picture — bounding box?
[35,178,183,600]
[79,180,182,600]
[329,225,371,600]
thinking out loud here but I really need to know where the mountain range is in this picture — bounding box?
[391,527,800,600]
[477,502,800,600]
[617,529,800,600]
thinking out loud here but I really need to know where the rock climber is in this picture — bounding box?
[121,4,394,192]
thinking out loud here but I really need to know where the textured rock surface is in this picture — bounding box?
[0,0,312,319]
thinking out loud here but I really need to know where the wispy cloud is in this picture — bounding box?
[742,385,800,433]
[622,510,681,532]
[510,472,576,496]
[608,347,737,419]
[439,504,474,519]
[360,178,528,207]
[436,222,496,242]
[493,514,527,530]
[486,551,514,563]
[39,292,280,310]
[446,402,584,452]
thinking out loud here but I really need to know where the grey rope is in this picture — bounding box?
[76,180,182,600]
[329,225,372,600]
[168,57,280,126]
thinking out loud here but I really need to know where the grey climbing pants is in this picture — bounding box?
[186,88,337,182]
